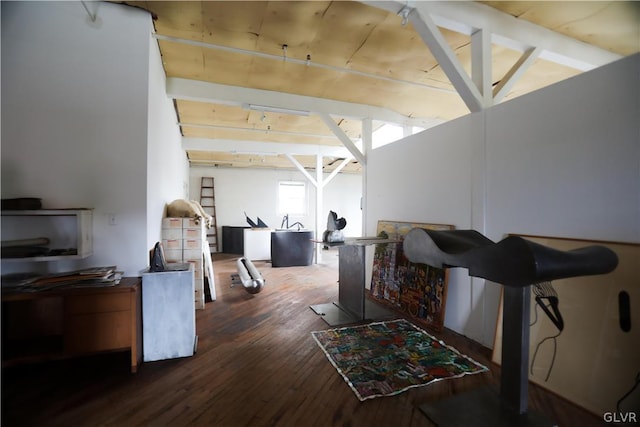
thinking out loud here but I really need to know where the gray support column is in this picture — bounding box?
[501,285,532,414]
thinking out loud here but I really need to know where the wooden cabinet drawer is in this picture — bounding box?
[65,292,130,314]
[2,278,141,373]
[64,311,131,353]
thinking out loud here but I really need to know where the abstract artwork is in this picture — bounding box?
[369,220,454,331]
[312,319,488,401]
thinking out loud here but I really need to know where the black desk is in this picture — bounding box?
[310,238,396,326]
[271,230,314,267]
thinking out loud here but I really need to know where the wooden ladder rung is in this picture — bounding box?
[201,177,218,253]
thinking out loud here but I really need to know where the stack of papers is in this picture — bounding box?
[1,266,123,292]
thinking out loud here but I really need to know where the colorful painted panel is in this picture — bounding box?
[369,220,454,331]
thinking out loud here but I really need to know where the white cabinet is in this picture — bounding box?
[1,209,93,262]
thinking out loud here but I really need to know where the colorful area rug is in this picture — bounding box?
[311,319,488,401]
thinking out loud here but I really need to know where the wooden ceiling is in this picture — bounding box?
[120,1,639,173]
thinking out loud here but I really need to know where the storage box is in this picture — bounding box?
[193,267,205,310]
[182,227,203,239]
[183,238,203,250]
[183,248,203,260]
[157,217,212,311]
[184,256,202,270]
[194,288,205,309]
[162,217,183,229]
[183,218,200,228]
[161,239,182,250]
[163,248,183,262]
[162,228,183,240]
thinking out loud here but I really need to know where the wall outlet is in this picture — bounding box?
[108,214,117,225]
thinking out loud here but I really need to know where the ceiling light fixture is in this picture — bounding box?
[243,103,310,117]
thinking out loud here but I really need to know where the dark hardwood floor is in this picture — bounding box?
[2,251,608,426]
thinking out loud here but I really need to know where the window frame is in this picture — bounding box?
[277,180,308,217]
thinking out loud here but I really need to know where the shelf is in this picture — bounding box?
[1,208,92,216]
[1,209,93,262]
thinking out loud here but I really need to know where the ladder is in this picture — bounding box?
[200,177,218,253]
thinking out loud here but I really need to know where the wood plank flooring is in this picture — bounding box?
[2,251,608,426]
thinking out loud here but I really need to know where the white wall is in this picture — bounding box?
[189,166,362,244]
[1,2,188,276]
[484,56,640,243]
[366,54,640,347]
[146,35,190,252]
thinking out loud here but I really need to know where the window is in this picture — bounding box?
[278,181,307,216]
[370,122,427,149]
[372,123,404,149]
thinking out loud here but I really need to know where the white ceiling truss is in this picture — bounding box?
[364,0,621,113]
[165,1,624,171]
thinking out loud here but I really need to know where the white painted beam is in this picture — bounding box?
[362,1,621,72]
[179,122,338,141]
[182,138,352,157]
[362,118,373,154]
[315,154,324,262]
[425,1,621,71]
[323,157,353,187]
[408,8,484,112]
[318,113,367,165]
[285,154,318,187]
[361,118,373,236]
[156,34,456,96]
[472,29,492,107]
[167,77,435,128]
[493,47,541,103]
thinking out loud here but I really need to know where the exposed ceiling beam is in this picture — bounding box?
[182,138,352,158]
[155,34,456,96]
[323,157,353,187]
[318,113,367,165]
[472,29,492,107]
[179,122,337,142]
[408,7,484,112]
[363,1,621,72]
[166,78,440,128]
[285,154,318,187]
[493,47,541,103]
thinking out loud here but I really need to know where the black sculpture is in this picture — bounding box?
[280,214,304,231]
[322,210,347,244]
[149,242,167,272]
[403,228,618,426]
[403,229,617,287]
[244,212,268,228]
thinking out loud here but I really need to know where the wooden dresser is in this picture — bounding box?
[2,277,142,373]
